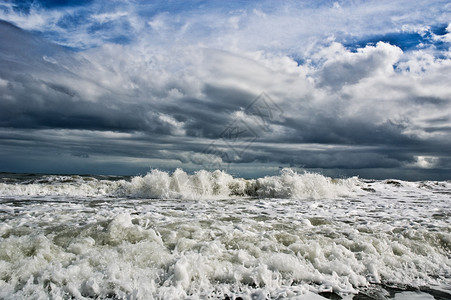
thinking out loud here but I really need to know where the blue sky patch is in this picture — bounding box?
[344,27,450,54]
[56,11,90,29]
[346,32,426,51]
[11,0,94,11]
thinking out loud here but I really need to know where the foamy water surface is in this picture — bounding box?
[0,169,450,299]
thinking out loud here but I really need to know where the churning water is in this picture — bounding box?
[0,169,450,299]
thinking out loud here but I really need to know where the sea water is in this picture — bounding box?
[0,168,449,299]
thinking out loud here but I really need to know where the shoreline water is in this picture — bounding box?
[0,169,450,299]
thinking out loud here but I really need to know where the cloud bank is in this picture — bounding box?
[0,0,450,179]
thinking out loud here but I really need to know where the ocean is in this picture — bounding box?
[0,168,449,299]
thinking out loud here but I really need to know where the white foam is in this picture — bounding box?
[0,168,359,200]
[0,171,450,299]
[0,176,121,198]
[253,168,358,199]
[394,291,435,299]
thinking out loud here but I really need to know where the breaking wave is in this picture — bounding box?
[0,168,359,199]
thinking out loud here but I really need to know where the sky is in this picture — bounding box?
[0,0,450,180]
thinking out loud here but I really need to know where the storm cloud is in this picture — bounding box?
[0,0,450,179]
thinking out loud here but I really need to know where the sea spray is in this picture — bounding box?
[0,168,359,200]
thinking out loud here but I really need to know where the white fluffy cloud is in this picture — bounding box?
[315,42,403,90]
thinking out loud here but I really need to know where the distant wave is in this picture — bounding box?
[124,168,360,199]
[0,168,361,199]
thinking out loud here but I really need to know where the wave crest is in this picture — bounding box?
[0,168,359,199]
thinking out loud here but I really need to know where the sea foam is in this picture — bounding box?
[0,171,450,299]
[0,168,359,200]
